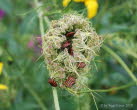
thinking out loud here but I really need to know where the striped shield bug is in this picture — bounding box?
[61,41,71,48]
[64,76,76,87]
[48,78,57,87]
[68,47,74,56]
[66,32,75,38]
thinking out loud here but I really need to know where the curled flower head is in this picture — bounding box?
[42,14,103,94]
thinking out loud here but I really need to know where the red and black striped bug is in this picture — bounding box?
[68,47,74,56]
[77,62,86,68]
[61,41,71,48]
[64,76,76,87]
[48,78,57,87]
[66,32,75,38]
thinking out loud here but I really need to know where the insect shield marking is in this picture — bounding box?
[64,76,76,87]
[48,78,57,87]
[68,47,74,56]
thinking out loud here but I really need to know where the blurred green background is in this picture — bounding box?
[0,0,137,110]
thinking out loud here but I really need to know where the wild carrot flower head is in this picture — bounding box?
[42,14,103,94]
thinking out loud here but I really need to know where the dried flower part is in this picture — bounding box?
[42,14,103,94]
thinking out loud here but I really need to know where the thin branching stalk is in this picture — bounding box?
[34,0,60,110]
[77,82,135,93]
[34,0,44,37]
[90,92,98,110]
[103,45,137,83]
[93,82,135,92]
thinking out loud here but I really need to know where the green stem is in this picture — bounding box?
[103,45,137,83]
[90,92,98,110]
[34,0,44,36]
[77,82,135,93]
[34,1,60,110]
[52,88,60,110]
[93,82,135,92]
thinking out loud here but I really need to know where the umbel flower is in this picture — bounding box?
[63,0,98,19]
[42,14,103,94]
